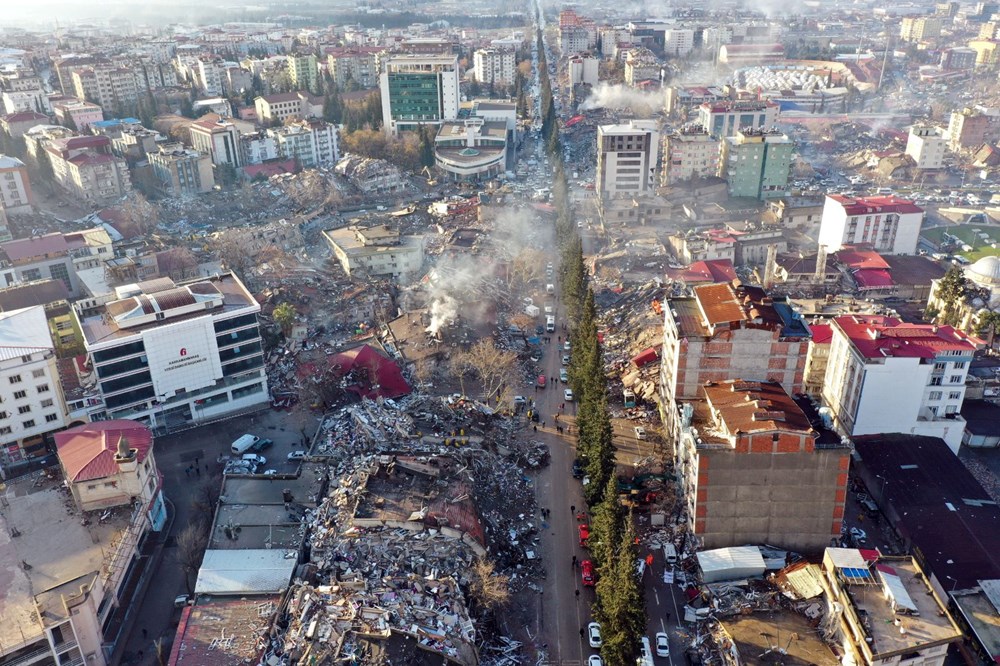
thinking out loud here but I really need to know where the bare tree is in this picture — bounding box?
[503,248,546,292]
[176,523,208,595]
[156,247,199,281]
[189,480,222,524]
[509,313,534,333]
[211,229,256,284]
[118,192,161,237]
[468,558,511,611]
[449,350,474,398]
[463,339,518,402]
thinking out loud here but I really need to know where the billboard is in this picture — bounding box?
[142,316,224,398]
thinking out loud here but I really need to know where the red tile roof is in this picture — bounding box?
[834,245,890,270]
[827,194,923,216]
[666,258,737,284]
[55,420,153,483]
[809,323,832,345]
[694,282,746,325]
[834,315,982,360]
[1,111,49,123]
[703,379,813,435]
[2,233,69,261]
[852,268,894,289]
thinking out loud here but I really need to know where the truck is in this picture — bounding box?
[545,316,556,332]
[663,543,678,566]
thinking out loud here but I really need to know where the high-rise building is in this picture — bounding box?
[661,124,719,185]
[147,143,216,196]
[596,120,659,199]
[698,99,780,138]
[719,128,793,200]
[379,54,460,135]
[674,379,848,551]
[289,53,319,93]
[905,125,947,169]
[326,47,383,88]
[821,315,981,452]
[818,195,923,255]
[268,119,340,168]
[190,116,243,168]
[473,47,516,87]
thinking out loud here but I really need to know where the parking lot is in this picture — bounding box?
[121,404,323,664]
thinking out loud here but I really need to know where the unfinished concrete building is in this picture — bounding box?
[675,379,849,551]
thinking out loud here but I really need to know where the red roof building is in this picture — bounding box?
[819,195,924,255]
[54,420,162,513]
[328,344,411,400]
[665,258,738,285]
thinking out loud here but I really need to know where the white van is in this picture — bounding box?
[231,434,260,455]
[546,283,555,294]
[545,316,556,333]
[639,637,654,666]
[663,543,678,566]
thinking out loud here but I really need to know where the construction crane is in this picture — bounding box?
[421,166,437,186]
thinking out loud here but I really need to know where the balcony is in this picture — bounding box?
[0,645,51,666]
[54,639,77,654]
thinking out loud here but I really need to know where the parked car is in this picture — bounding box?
[655,632,670,657]
[572,458,585,479]
[562,354,570,365]
[587,656,603,666]
[634,426,646,440]
[287,451,306,461]
[559,368,569,383]
[582,560,596,587]
[242,454,266,468]
[564,389,574,402]
[587,622,602,647]
[850,527,868,544]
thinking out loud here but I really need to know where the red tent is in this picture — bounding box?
[328,344,411,399]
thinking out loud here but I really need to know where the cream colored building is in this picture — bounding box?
[322,225,424,278]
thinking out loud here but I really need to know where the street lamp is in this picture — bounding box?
[876,474,888,503]
[945,575,958,594]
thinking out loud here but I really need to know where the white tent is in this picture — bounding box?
[697,546,766,583]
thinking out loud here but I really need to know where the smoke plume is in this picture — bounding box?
[579,82,663,116]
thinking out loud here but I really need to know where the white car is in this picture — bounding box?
[655,632,670,657]
[850,527,868,544]
[588,622,602,648]
[287,451,307,461]
[634,426,647,440]
[588,656,603,666]
[564,389,574,402]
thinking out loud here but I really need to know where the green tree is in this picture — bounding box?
[975,310,1000,338]
[323,86,343,123]
[273,302,297,337]
[589,475,624,569]
[933,267,970,327]
[597,517,646,666]
[419,125,436,168]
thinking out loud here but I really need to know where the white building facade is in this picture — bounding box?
[596,120,660,199]
[380,54,460,135]
[821,315,981,453]
[905,125,947,169]
[473,47,516,87]
[818,195,923,255]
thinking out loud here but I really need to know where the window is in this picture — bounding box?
[13,390,26,399]
[21,354,31,363]
[32,369,45,379]
[37,384,49,394]
[40,398,53,408]
[9,375,21,384]
[930,377,942,386]
[22,419,34,428]
[950,375,963,384]
[948,391,961,400]
[928,391,942,401]
[0,426,10,435]
[953,361,966,369]
[934,362,946,371]
[17,405,30,414]
[45,413,58,423]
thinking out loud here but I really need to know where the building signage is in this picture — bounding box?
[142,317,223,398]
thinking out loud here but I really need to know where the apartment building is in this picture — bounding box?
[70,65,142,111]
[624,48,660,87]
[268,119,339,168]
[719,128,793,200]
[698,99,780,138]
[821,315,981,452]
[254,91,323,125]
[947,107,1000,151]
[660,280,812,443]
[568,54,599,87]
[818,195,923,255]
[75,273,269,430]
[905,124,947,169]
[380,54,460,135]
[44,135,132,204]
[821,548,961,666]
[0,305,68,467]
[663,28,695,56]
[196,58,227,96]
[0,110,49,139]
[189,116,243,168]
[473,47,516,87]
[674,379,848,551]
[326,47,383,88]
[596,120,660,199]
[52,98,104,130]
[147,143,216,196]
[322,225,424,278]
[0,71,50,115]
[901,16,943,42]
[289,53,319,93]
[0,154,34,214]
